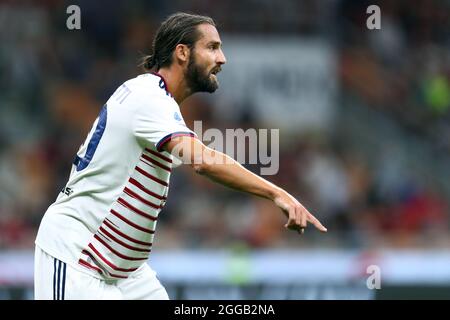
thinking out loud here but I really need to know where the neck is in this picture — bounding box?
[157,67,192,105]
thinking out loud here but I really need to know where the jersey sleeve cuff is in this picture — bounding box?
[156,131,196,152]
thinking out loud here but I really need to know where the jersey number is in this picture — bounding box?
[73,104,107,171]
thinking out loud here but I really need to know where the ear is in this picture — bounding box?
[174,44,190,64]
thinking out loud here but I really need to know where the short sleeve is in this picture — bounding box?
[133,94,196,151]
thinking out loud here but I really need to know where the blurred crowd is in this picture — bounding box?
[0,0,449,250]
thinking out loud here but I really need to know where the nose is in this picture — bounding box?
[217,48,227,65]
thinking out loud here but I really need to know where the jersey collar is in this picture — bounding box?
[150,72,172,97]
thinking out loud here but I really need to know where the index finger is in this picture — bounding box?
[307,214,327,232]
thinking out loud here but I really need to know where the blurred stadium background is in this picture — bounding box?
[1,0,450,299]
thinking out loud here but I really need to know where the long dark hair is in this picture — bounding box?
[141,12,215,72]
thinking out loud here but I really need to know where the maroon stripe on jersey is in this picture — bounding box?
[104,218,119,228]
[129,178,166,200]
[81,250,108,272]
[109,273,128,279]
[109,210,155,234]
[87,243,138,272]
[135,166,168,186]
[82,249,98,260]
[78,259,104,275]
[145,148,172,163]
[81,250,130,279]
[156,132,195,152]
[117,197,158,221]
[140,158,156,169]
[124,187,161,210]
[94,234,148,261]
[104,219,153,245]
[99,226,152,252]
[141,154,172,172]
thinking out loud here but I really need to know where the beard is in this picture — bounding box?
[185,53,219,93]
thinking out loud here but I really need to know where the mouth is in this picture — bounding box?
[210,67,221,76]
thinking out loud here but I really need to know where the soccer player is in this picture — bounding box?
[34,12,327,300]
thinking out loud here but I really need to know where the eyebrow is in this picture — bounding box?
[207,41,222,48]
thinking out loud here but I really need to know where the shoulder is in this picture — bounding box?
[127,74,177,109]
[112,74,179,114]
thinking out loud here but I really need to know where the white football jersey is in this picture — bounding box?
[35,73,195,280]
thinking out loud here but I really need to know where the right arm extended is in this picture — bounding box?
[163,136,327,234]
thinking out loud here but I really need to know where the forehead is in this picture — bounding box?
[195,23,222,45]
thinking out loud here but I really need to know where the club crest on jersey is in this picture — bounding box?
[174,112,182,121]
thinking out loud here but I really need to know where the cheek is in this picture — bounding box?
[199,51,215,67]
[201,60,213,74]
